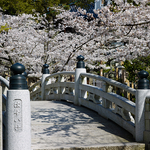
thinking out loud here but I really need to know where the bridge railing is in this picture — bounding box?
[0,76,9,115]
[30,72,75,102]
[0,76,9,149]
[79,73,136,136]
[29,67,138,137]
[29,80,42,101]
[29,55,150,144]
[45,72,75,101]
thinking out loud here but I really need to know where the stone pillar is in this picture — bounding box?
[41,64,50,100]
[116,64,125,95]
[74,55,87,105]
[5,63,31,150]
[135,70,149,142]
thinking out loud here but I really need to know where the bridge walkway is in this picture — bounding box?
[31,101,145,150]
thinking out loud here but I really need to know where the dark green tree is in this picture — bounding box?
[123,55,150,83]
[60,0,70,5]
[60,0,94,9]
[33,0,60,21]
[0,0,60,17]
[73,0,94,9]
[0,0,34,15]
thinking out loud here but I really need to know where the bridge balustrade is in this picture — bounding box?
[29,56,150,143]
[79,73,136,136]
[1,55,150,148]
[0,76,9,149]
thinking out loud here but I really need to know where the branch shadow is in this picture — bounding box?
[31,100,135,146]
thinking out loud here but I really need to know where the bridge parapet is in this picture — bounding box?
[79,72,136,137]
[29,57,150,143]
[0,76,9,112]
[0,76,9,150]
[2,56,150,147]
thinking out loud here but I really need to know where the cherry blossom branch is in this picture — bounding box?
[124,20,150,26]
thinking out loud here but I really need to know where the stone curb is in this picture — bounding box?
[32,143,145,150]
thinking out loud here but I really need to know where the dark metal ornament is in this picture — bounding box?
[137,70,149,89]
[9,63,28,89]
[76,55,85,68]
[42,64,49,74]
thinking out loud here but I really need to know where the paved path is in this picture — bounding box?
[31,101,145,150]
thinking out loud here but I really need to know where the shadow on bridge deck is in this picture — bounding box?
[31,100,145,150]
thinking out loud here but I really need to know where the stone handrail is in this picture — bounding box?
[30,72,75,101]
[29,80,42,92]
[79,73,136,136]
[0,76,9,88]
[0,76,9,111]
[29,80,42,101]
[45,72,75,102]
[80,73,136,95]
[0,76,9,150]
[45,71,75,82]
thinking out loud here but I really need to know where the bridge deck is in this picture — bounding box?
[31,101,145,150]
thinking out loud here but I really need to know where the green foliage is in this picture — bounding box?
[33,0,60,14]
[0,0,60,18]
[75,0,94,9]
[0,23,12,33]
[146,2,150,6]
[111,0,139,6]
[60,0,70,5]
[123,55,150,83]
[63,0,94,10]
[63,5,70,10]
[0,0,34,15]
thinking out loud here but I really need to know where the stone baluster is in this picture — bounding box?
[58,75,65,100]
[80,73,87,100]
[102,81,111,108]
[5,63,31,150]
[144,97,150,144]
[136,70,149,142]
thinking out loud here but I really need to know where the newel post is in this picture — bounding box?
[135,70,150,142]
[6,63,31,150]
[41,64,50,100]
[74,55,87,105]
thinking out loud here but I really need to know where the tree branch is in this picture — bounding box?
[123,20,150,26]
[60,30,109,71]
[124,25,133,36]
[0,56,14,65]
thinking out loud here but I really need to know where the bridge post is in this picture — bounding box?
[135,70,150,142]
[41,64,50,100]
[5,63,31,150]
[74,55,87,105]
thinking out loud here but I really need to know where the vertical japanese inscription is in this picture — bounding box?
[14,99,22,132]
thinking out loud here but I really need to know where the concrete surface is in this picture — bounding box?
[31,101,145,150]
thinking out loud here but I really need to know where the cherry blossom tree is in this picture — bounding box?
[0,0,150,78]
